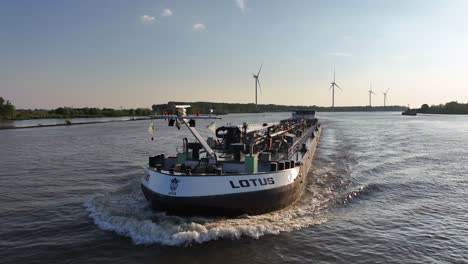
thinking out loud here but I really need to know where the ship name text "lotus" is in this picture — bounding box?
[229,178,275,189]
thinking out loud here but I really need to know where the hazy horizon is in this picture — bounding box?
[2,0,468,109]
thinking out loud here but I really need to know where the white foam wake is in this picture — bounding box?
[84,174,334,246]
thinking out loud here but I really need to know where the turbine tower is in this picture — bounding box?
[329,69,342,107]
[252,64,263,107]
[382,88,390,107]
[368,84,376,107]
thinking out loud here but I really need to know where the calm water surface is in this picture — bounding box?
[1,112,467,264]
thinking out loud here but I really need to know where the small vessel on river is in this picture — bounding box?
[402,108,418,116]
[141,106,321,216]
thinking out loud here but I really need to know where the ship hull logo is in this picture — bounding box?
[169,178,180,195]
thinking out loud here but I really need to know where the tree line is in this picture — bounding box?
[151,101,407,114]
[418,101,468,114]
[14,107,153,120]
[0,97,153,120]
[4,97,468,120]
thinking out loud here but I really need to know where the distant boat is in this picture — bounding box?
[402,108,417,116]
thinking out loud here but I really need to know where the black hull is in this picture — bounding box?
[141,178,305,216]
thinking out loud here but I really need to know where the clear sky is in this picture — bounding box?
[1,0,467,109]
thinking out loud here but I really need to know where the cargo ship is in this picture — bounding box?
[141,106,321,216]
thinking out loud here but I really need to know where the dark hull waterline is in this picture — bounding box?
[141,177,305,216]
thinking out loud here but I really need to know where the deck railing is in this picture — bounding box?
[287,125,316,160]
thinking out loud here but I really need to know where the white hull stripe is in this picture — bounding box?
[142,167,300,197]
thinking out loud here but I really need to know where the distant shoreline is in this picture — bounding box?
[1,101,408,121]
[0,110,406,130]
[3,111,467,130]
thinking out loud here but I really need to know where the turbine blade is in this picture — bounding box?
[335,83,343,91]
[386,88,390,93]
[257,64,263,76]
[257,79,262,94]
[329,84,334,90]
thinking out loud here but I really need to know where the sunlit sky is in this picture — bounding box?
[1,0,468,109]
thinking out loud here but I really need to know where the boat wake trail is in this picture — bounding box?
[84,169,336,246]
[338,183,382,204]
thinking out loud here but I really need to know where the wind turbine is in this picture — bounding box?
[252,64,263,107]
[329,69,342,107]
[382,88,390,107]
[368,84,376,107]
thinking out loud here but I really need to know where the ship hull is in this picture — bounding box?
[141,177,303,216]
[141,127,321,216]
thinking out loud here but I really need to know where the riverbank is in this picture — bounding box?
[0,117,149,130]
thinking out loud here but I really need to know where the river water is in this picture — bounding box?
[1,112,467,264]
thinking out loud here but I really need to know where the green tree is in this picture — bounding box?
[0,97,16,119]
[420,104,429,112]
[55,107,66,115]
